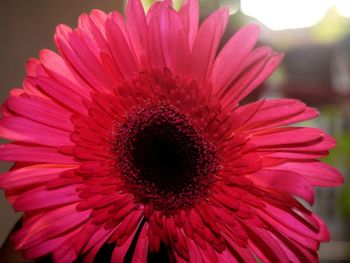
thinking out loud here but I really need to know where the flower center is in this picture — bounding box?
[114,104,219,212]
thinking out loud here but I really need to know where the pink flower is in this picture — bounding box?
[0,0,344,262]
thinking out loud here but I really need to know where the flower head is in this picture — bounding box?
[0,0,344,262]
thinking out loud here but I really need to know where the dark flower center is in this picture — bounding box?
[114,104,219,211]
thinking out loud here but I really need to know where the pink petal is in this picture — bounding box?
[13,185,80,211]
[248,169,314,205]
[212,24,260,93]
[217,249,246,263]
[39,49,92,100]
[235,52,283,104]
[158,5,190,76]
[23,60,53,100]
[190,7,229,83]
[22,78,50,100]
[187,238,204,263]
[15,206,89,250]
[22,227,81,259]
[83,227,116,263]
[29,76,87,114]
[78,12,109,56]
[178,0,199,49]
[126,0,149,67]
[88,9,108,37]
[221,230,256,262]
[26,57,44,77]
[235,99,318,131]
[5,96,74,132]
[132,223,149,263]
[0,164,75,190]
[262,203,325,242]
[0,117,73,147]
[105,14,139,79]
[0,144,78,164]
[251,127,325,147]
[146,0,172,24]
[55,25,113,93]
[263,151,328,160]
[244,225,289,263]
[78,223,112,254]
[146,1,169,69]
[273,161,344,186]
[256,210,319,251]
[52,238,78,263]
[258,132,336,159]
[111,216,143,263]
[220,49,282,106]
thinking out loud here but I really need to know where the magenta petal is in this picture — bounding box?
[22,228,81,259]
[275,161,344,186]
[179,0,199,49]
[251,127,325,147]
[235,99,319,131]
[225,52,283,106]
[126,0,149,66]
[131,223,149,263]
[111,214,144,262]
[29,76,88,114]
[190,7,229,83]
[187,238,204,263]
[146,1,170,69]
[55,25,114,93]
[39,49,92,100]
[158,5,190,76]
[0,144,78,164]
[105,15,139,79]
[0,165,74,190]
[15,208,89,250]
[83,228,116,263]
[5,96,74,132]
[13,186,80,211]
[0,117,73,147]
[244,226,289,263]
[212,24,260,93]
[248,169,315,205]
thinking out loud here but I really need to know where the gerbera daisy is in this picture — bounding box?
[0,0,344,262]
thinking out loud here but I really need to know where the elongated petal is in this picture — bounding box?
[212,25,260,93]
[14,186,80,211]
[0,144,78,164]
[126,0,149,67]
[179,0,199,49]
[132,224,149,263]
[273,161,344,186]
[29,76,88,114]
[39,49,92,99]
[105,15,139,79]
[55,26,109,93]
[235,99,318,131]
[190,7,229,83]
[0,117,73,147]
[0,164,75,190]
[251,127,326,147]
[5,96,74,132]
[158,5,190,76]
[248,169,315,205]
[219,50,282,107]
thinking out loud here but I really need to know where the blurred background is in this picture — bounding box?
[0,0,349,262]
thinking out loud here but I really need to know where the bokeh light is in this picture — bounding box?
[336,0,350,18]
[241,0,334,30]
